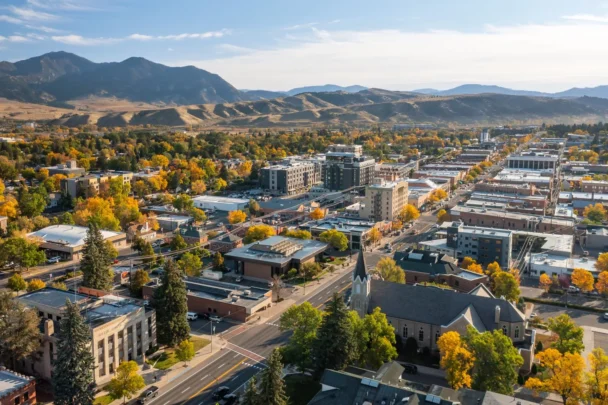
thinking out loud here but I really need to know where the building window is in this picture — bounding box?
[403,325,408,338]
[435,331,440,342]
[418,328,424,342]
[502,325,508,335]
[514,326,520,339]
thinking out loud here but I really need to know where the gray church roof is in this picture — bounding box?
[353,252,367,280]
[369,280,524,329]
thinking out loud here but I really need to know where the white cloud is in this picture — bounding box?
[284,22,319,30]
[51,34,119,45]
[181,22,608,92]
[562,14,608,23]
[52,30,230,46]
[216,43,255,53]
[128,30,229,41]
[0,15,23,24]
[25,24,62,33]
[26,32,46,40]
[8,6,58,21]
[0,35,32,42]
[27,0,99,11]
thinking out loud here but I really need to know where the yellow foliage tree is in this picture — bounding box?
[571,268,595,293]
[596,253,608,272]
[436,209,450,223]
[228,210,247,224]
[191,180,207,194]
[368,227,382,246]
[539,273,552,293]
[375,257,405,284]
[525,348,585,405]
[151,154,170,168]
[467,263,484,274]
[244,224,276,244]
[460,257,477,270]
[391,220,403,231]
[399,204,420,222]
[437,331,474,390]
[586,348,608,404]
[595,271,608,297]
[485,261,502,277]
[0,196,19,219]
[74,197,121,231]
[27,278,46,292]
[310,207,325,220]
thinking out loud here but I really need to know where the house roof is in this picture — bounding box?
[368,281,524,330]
[393,249,459,276]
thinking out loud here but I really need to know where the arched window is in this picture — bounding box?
[514,326,520,339]
[502,325,508,335]
[418,328,424,342]
[403,325,408,338]
[355,284,360,294]
[435,330,440,343]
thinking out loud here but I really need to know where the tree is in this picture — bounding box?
[391,220,403,231]
[525,349,584,405]
[73,197,120,231]
[27,278,46,292]
[7,273,27,291]
[398,204,420,222]
[436,209,450,223]
[51,281,68,290]
[586,348,608,404]
[153,260,190,346]
[359,307,398,369]
[172,194,194,212]
[596,271,608,297]
[492,271,520,302]
[485,261,502,277]
[0,237,46,271]
[107,361,145,404]
[248,199,260,217]
[368,227,382,246]
[539,273,552,293]
[310,207,325,220]
[547,314,584,354]
[319,229,348,251]
[213,178,227,191]
[312,293,357,374]
[213,252,225,271]
[300,262,322,281]
[151,154,169,168]
[437,331,474,390]
[130,269,150,297]
[0,291,40,366]
[279,302,322,371]
[460,257,477,270]
[189,207,207,224]
[464,327,523,394]
[242,376,260,405]
[258,348,288,405]
[175,339,195,365]
[244,224,276,243]
[283,229,312,240]
[571,268,594,293]
[191,180,207,194]
[467,263,484,274]
[584,203,606,223]
[18,187,48,217]
[596,253,608,272]
[228,210,247,224]
[375,257,405,283]
[53,300,96,405]
[177,252,203,277]
[81,222,114,291]
[170,234,188,251]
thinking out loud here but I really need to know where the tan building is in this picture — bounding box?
[61,171,134,199]
[17,288,156,385]
[359,179,408,222]
[0,216,7,233]
[375,163,411,182]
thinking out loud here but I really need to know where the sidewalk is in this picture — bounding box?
[96,334,225,405]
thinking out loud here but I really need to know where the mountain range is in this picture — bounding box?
[415,84,608,99]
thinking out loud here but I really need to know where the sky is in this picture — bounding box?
[2,0,608,92]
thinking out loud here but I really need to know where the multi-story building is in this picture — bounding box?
[259,162,319,195]
[43,160,86,177]
[374,163,412,181]
[412,170,465,189]
[581,180,608,194]
[359,179,408,222]
[299,217,387,251]
[327,144,363,155]
[479,129,490,143]
[61,171,133,199]
[473,182,539,196]
[490,169,554,191]
[323,152,375,191]
[16,288,156,385]
[507,152,558,171]
[446,223,513,268]
[0,368,36,405]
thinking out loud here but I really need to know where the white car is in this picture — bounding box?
[186,312,198,321]
[47,256,61,264]
[209,315,221,323]
[604,313,608,321]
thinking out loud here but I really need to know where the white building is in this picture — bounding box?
[193,195,248,212]
[359,179,409,222]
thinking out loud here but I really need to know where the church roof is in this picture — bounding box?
[353,252,367,280]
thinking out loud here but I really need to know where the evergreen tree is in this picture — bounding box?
[81,222,113,291]
[241,376,260,405]
[53,300,96,405]
[153,260,190,346]
[312,293,357,375]
[258,349,288,405]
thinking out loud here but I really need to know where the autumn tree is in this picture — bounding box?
[460,257,477,270]
[547,314,584,354]
[436,209,450,223]
[467,263,484,274]
[74,197,120,231]
[170,234,188,251]
[375,258,405,283]
[583,203,607,223]
[586,348,608,404]
[539,273,552,293]
[228,210,247,224]
[27,278,46,292]
[525,349,584,405]
[398,204,420,222]
[212,252,225,271]
[596,253,608,272]
[191,180,207,194]
[485,261,502,277]
[437,331,474,390]
[244,224,276,243]
[367,227,382,247]
[177,252,202,277]
[130,269,150,297]
[7,273,27,291]
[571,268,594,293]
[283,229,312,240]
[319,229,348,251]
[310,207,325,220]
[107,361,145,404]
[175,339,195,365]
[279,302,322,370]
[492,271,520,302]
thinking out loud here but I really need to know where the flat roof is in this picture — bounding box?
[226,236,328,265]
[0,368,33,397]
[193,195,248,204]
[28,225,123,248]
[156,214,192,222]
[182,277,270,309]
[459,226,513,238]
[301,217,377,233]
[515,231,573,255]
[17,288,90,309]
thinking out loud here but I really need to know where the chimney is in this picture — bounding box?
[44,319,54,336]
[495,305,501,324]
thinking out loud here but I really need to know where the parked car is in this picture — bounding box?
[137,386,159,403]
[212,386,230,400]
[186,312,198,321]
[47,256,61,264]
[222,393,239,404]
[604,313,608,321]
[235,276,243,283]
[200,313,210,320]
[568,286,580,293]
[209,315,222,323]
[403,364,418,375]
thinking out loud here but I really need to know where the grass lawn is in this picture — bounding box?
[93,394,114,405]
[146,337,210,370]
[284,374,320,405]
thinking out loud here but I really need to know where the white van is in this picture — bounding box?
[186,312,198,321]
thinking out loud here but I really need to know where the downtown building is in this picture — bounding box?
[359,179,409,222]
[322,145,375,191]
[259,162,319,195]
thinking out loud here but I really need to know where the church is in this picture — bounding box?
[350,253,535,371]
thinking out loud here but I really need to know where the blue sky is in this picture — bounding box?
[2,0,608,91]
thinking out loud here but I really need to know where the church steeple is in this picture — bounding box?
[353,251,368,281]
[351,252,371,317]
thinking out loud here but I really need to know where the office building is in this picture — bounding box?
[506,152,558,171]
[359,179,408,222]
[299,217,388,251]
[323,151,375,191]
[260,162,319,195]
[327,144,363,155]
[446,223,513,268]
[479,129,490,143]
[43,160,86,177]
[61,171,133,199]
[375,163,412,181]
[192,195,248,211]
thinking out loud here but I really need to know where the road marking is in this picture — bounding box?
[225,343,266,363]
[316,283,351,309]
[200,374,208,380]
[188,359,246,399]
[218,363,226,368]
[233,353,240,358]
[181,386,190,394]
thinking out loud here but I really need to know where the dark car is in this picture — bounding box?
[403,364,418,375]
[137,386,159,403]
[212,386,230,400]
[223,393,239,404]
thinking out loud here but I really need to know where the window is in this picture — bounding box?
[403,325,408,338]
[502,325,508,335]
[24,392,29,401]
[514,326,520,339]
[435,331,440,342]
[418,328,424,342]
[14,396,20,405]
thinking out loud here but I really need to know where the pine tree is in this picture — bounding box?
[53,300,95,405]
[312,293,357,375]
[153,260,190,346]
[258,349,288,405]
[81,222,113,291]
[241,376,260,405]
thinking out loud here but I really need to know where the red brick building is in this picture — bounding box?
[0,368,36,405]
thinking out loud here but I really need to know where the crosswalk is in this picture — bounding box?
[243,362,266,370]
[265,321,280,327]
[225,342,266,363]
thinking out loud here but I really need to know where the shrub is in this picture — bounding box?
[535,341,543,353]
[287,268,298,279]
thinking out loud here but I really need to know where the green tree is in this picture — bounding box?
[0,291,40,366]
[248,199,260,217]
[375,258,405,284]
[319,229,348,251]
[492,271,520,302]
[130,269,151,297]
[59,211,75,225]
[258,348,288,405]
[0,237,46,271]
[81,222,114,291]
[107,361,145,404]
[312,293,357,375]
[153,260,190,346]
[7,273,27,291]
[175,339,195,365]
[242,376,260,405]
[53,300,96,405]
[18,186,48,217]
[213,252,225,271]
[170,234,188,251]
[283,229,312,240]
[172,194,194,212]
[189,207,207,223]
[359,307,398,369]
[547,314,585,354]
[464,327,523,394]
[177,252,202,276]
[279,302,322,371]
[300,262,322,281]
